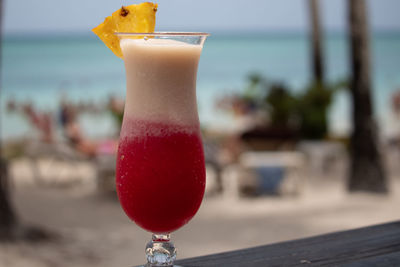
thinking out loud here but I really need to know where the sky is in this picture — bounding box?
[3,0,400,34]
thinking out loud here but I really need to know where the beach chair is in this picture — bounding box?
[297,141,345,176]
[221,151,305,199]
[24,139,91,185]
[24,139,116,190]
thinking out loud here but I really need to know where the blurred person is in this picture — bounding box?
[20,102,54,143]
[59,102,117,157]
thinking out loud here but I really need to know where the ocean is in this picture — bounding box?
[2,32,400,140]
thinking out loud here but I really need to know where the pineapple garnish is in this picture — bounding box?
[92,2,158,58]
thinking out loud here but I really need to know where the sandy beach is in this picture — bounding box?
[1,152,399,267]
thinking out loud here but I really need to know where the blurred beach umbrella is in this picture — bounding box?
[308,0,324,84]
[347,0,387,193]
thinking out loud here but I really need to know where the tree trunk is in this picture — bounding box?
[0,159,17,239]
[0,0,18,239]
[309,0,324,83]
[348,0,387,192]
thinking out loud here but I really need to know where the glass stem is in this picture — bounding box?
[145,233,177,266]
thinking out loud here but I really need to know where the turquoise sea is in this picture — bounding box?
[2,32,400,139]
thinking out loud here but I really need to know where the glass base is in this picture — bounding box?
[145,234,177,266]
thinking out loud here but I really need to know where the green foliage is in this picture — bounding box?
[230,73,348,140]
[297,82,332,139]
[298,80,348,139]
[265,83,297,128]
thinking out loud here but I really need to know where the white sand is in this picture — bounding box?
[1,154,399,267]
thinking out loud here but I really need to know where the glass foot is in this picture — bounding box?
[145,234,177,267]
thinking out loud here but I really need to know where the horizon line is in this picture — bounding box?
[3,28,400,38]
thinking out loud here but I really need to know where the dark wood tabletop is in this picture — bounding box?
[175,221,400,266]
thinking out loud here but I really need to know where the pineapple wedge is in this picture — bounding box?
[92,2,158,58]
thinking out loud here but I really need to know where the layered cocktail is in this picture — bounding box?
[116,33,208,266]
[92,3,208,264]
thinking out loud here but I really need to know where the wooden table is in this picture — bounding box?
[175,221,400,266]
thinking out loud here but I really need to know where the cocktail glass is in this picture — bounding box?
[115,32,209,266]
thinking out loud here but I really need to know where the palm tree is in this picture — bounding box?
[309,0,324,84]
[0,0,18,240]
[347,0,387,192]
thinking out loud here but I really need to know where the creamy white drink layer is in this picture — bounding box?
[120,38,202,126]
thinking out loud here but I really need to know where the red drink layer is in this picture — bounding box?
[116,118,206,233]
